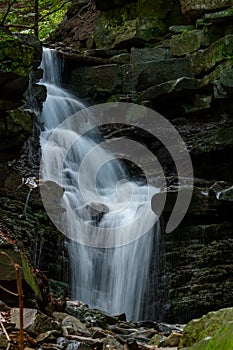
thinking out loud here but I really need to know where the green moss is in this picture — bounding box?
[21,252,42,300]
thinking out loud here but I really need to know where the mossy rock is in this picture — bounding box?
[179,307,233,348]
[170,30,203,56]
[186,322,233,350]
[192,35,233,76]
[0,29,34,77]
[93,0,174,48]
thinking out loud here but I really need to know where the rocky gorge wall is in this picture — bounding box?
[0,28,69,307]
[53,0,233,323]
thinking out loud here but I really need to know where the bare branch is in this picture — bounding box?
[0,0,17,26]
[0,284,18,297]
[0,318,10,342]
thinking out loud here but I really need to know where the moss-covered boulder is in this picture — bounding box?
[179,307,233,349]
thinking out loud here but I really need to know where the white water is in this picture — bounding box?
[39,48,160,320]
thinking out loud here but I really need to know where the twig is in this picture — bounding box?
[15,264,24,350]
[0,284,18,297]
[0,319,10,342]
[0,0,17,26]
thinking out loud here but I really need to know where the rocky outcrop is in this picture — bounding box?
[0,29,68,303]
[55,0,187,49]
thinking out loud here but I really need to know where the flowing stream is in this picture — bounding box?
[39,48,160,321]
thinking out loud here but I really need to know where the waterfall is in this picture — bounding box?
[39,48,160,321]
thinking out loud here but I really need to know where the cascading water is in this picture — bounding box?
[39,48,160,321]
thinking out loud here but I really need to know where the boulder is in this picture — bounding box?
[0,229,43,307]
[11,308,53,336]
[191,35,233,76]
[68,64,122,98]
[122,57,192,93]
[170,30,202,56]
[178,307,233,348]
[192,321,233,350]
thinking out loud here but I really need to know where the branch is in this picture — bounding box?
[4,23,34,29]
[0,0,17,26]
[38,0,70,23]
[0,284,18,297]
[0,318,10,342]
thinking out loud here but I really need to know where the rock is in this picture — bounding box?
[68,64,122,98]
[87,202,109,222]
[203,6,233,23]
[170,30,202,56]
[102,334,123,349]
[179,0,233,20]
[148,333,164,346]
[130,46,171,64]
[137,77,198,101]
[62,315,90,336]
[122,57,192,93]
[208,182,232,207]
[178,307,233,348]
[36,330,61,343]
[0,300,10,311]
[191,35,233,76]
[160,332,182,347]
[11,308,53,336]
[188,321,233,350]
[0,333,7,349]
[220,68,233,87]
[65,301,118,329]
[125,338,139,350]
[109,53,130,64]
[169,25,195,34]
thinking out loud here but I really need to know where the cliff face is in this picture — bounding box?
[0,29,69,306]
[53,0,233,323]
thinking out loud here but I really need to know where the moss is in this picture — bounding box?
[179,308,233,348]
[21,252,43,301]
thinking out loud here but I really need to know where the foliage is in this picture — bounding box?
[0,0,71,41]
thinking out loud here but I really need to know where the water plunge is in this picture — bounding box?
[39,48,160,321]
